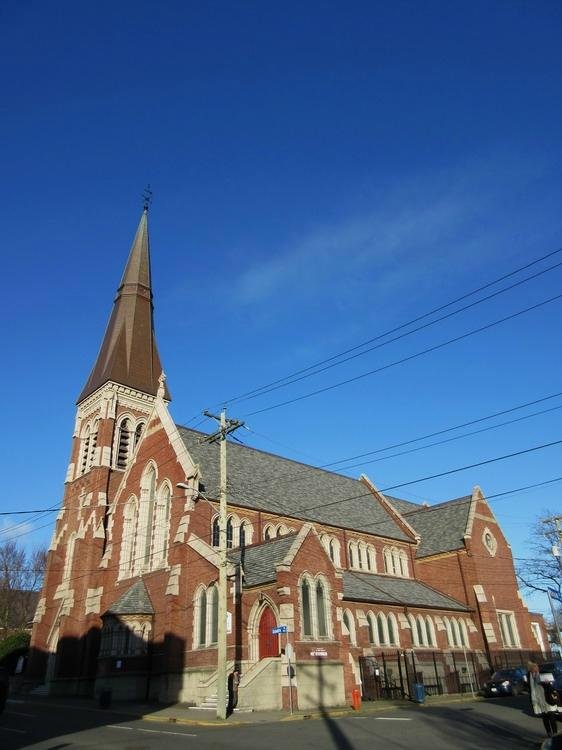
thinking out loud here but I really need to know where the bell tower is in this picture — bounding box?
[29,206,170,687]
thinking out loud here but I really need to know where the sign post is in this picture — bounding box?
[272,625,293,714]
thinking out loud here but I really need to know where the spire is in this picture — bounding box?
[77,209,171,403]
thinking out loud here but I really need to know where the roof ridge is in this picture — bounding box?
[176,425,365,484]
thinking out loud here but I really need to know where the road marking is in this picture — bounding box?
[138,728,197,737]
[108,724,196,737]
[375,717,413,721]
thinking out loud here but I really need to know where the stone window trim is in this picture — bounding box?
[77,418,100,476]
[298,572,333,640]
[347,539,376,572]
[320,534,342,567]
[367,610,400,647]
[211,513,254,549]
[263,522,295,541]
[118,464,172,579]
[442,616,470,649]
[193,583,219,649]
[99,615,152,658]
[482,527,498,557]
[383,546,409,578]
[497,610,520,648]
[113,414,147,470]
[342,609,357,645]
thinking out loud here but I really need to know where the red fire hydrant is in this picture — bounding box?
[352,688,361,710]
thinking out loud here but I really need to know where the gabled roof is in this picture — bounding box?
[178,427,411,542]
[77,209,170,403]
[228,535,297,587]
[343,571,469,611]
[391,496,473,558]
[105,580,154,615]
[384,495,424,515]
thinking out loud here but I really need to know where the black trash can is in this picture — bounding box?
[412,683,425,704]
[99,689,112,708]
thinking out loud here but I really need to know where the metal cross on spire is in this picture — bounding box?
[142,184,153,212]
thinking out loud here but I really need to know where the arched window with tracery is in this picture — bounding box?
[226,517,233,549]
[367,612,376,644]
[211,517,220,547]
[377,612,387,645]
[367,545,376,572]
[120,496,137,577]
[343,609,356,645]
[388,613,399,646]
[135,465,156,573]
[399,550,409,577]
[152,482,171,567]
[425,616,435,647]
[239,521,246,548]
[316,580,328,637]
[301,578,312,636]
[134,422,145,450]
[383,547,392,574]
[348,542,355,568]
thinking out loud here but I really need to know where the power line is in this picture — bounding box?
[235,392,562,493]
[244,292,562,416]
[221,247,562,406]
[225,258,562,406]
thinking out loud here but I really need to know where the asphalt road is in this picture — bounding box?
[0,695,553,750]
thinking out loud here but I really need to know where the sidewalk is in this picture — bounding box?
[14,691,483,727]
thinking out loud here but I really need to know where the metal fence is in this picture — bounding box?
[359,648,549,701]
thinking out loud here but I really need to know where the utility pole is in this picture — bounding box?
[201,409,244,720]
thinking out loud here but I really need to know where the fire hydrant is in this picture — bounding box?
[352,688,361,710]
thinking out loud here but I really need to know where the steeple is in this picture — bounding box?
[77,209,171,403]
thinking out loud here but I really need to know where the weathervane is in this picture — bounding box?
[142,184,153,211]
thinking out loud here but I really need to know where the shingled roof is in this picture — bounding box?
[228,535,297,587]
[178,427,411,542]
[343,571,468,611]
[105,580,154,615]
[77,209,170,403]
[392,496,473,558]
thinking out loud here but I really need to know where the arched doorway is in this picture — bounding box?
[258,606,279,659]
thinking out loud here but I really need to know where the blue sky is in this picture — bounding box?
[1,1,561,616]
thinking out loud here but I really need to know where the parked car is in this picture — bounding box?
[539,661,562,689]
[483,666,528,697]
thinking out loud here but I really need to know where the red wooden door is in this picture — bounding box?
[258,607,279,659]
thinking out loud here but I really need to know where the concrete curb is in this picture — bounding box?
[14,692,484,729]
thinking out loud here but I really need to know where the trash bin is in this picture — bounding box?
[412,683,425,704]
[352,688,361,710]
[99,688,112,708]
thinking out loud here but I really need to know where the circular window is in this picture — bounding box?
[482,528,497,556]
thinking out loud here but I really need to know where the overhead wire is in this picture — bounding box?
[220,247,562,407]
[243,292,562,416]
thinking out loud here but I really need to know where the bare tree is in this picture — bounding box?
[517,511,562,597]
[0,541,47,636]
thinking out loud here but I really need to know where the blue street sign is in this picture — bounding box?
[272,625,288,634]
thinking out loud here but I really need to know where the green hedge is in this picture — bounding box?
[0,632,30,663]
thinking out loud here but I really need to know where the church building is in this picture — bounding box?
[28,209,549,710]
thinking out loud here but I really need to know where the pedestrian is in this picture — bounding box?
[227,669,240,716]
[528,661,558,737]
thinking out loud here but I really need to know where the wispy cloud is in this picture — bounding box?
[232,154,548,312]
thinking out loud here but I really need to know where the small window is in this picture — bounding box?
[211,518,220,547]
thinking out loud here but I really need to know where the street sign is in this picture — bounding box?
[310,648,328,657]
[272,625,288,634]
